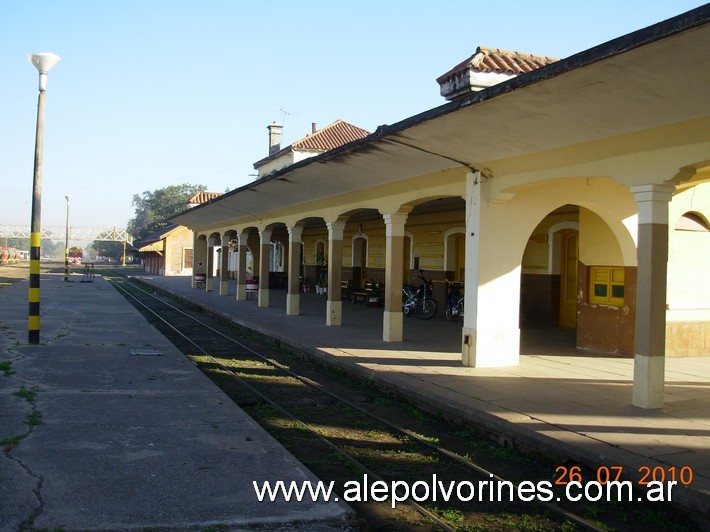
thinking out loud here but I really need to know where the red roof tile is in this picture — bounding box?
[254,120,369,168]
[437,46,558,83]
[188,192,222,205]
[291,120,370,152]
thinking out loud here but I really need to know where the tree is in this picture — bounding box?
[41,239,62,258]
[87,241,124,262]
[127,183,206,241]
[6,238,29,250]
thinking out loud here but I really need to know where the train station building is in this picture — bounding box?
[171,6,710,410]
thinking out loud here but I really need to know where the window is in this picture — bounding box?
[590,266,624,306]
[183,248,193,269]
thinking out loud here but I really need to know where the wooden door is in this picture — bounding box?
[559,231,579,328]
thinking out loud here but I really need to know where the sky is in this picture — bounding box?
[1,0,707,233]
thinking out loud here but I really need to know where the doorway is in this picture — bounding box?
[559,230,579,328]
[353,236,367,290]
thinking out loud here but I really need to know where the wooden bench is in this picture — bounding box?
[352,281,373,304]
[341,280,352,300]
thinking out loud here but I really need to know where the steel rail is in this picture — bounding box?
[107,274,455,531]
[112,273,604,531]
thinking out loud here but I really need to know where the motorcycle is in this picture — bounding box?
[445,281,464,321]
[402,269,438,320]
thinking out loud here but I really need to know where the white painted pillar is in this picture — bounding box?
[286,225,303,316]
[631,184,674,409]
[382,211,409,342]
[461,171,520,367]
[258,229,272,307]
[236,231,248,301]
[326,221,346,326]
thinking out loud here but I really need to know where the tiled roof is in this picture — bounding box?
[437,46,558,83]
[291,120,370,152]
[436,46,559,101]
[254,120,369,168]
[187,191,222,205]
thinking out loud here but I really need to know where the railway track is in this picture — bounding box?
[104,270,701,531]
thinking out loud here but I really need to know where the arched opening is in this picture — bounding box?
[520,202,635,356]
[315,239,327,292]
[208,232,221,278]
[270,240,285,272]
[352,234,368,291]
[520,207,580,329]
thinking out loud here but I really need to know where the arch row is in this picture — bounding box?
[182,165,710,411]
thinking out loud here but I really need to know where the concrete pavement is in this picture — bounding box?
[0,273,352,530]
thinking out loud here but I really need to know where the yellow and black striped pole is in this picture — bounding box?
[28,231,41,344]
[28,52,61,345]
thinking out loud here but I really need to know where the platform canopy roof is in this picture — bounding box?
[171,6,710,231]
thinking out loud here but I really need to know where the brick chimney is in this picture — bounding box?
[267,121,283,155]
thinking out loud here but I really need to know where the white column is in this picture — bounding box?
[326,221,346,326]
[258,229,272,307]
[631,184,674,409]
[461,171,520,367]
[286,225,303,316]
[382,211,409,342]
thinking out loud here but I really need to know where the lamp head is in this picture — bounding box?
[28,52,61,91]
[29,52,61,73]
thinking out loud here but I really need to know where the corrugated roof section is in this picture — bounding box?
[291,120,370,152]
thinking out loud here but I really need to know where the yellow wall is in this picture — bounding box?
[666,182,710,356]
[166,227,194,276]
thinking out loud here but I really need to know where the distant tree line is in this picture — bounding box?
[127,183,206,241]
[2,238,63,257]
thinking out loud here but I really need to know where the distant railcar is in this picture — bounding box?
[0,247,21,265]
[69,249,83,265]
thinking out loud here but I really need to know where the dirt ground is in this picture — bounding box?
[0,260,73,289]
[0,262,30,289]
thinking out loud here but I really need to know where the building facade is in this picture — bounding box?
[172,7,710,409]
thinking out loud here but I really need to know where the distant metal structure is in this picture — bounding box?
[0,225,132,244]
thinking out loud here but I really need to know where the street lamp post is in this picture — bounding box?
[64,195,72,282]
[28,52,61,345]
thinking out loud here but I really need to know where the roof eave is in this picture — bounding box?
[170,5,710,228]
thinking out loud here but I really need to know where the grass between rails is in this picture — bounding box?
[113,274,703,531]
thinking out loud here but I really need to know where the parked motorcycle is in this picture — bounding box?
[445,281,464,321]
[402,270,438,320]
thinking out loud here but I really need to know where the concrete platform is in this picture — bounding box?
[136,273,710,517]
[0,274,352,530]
